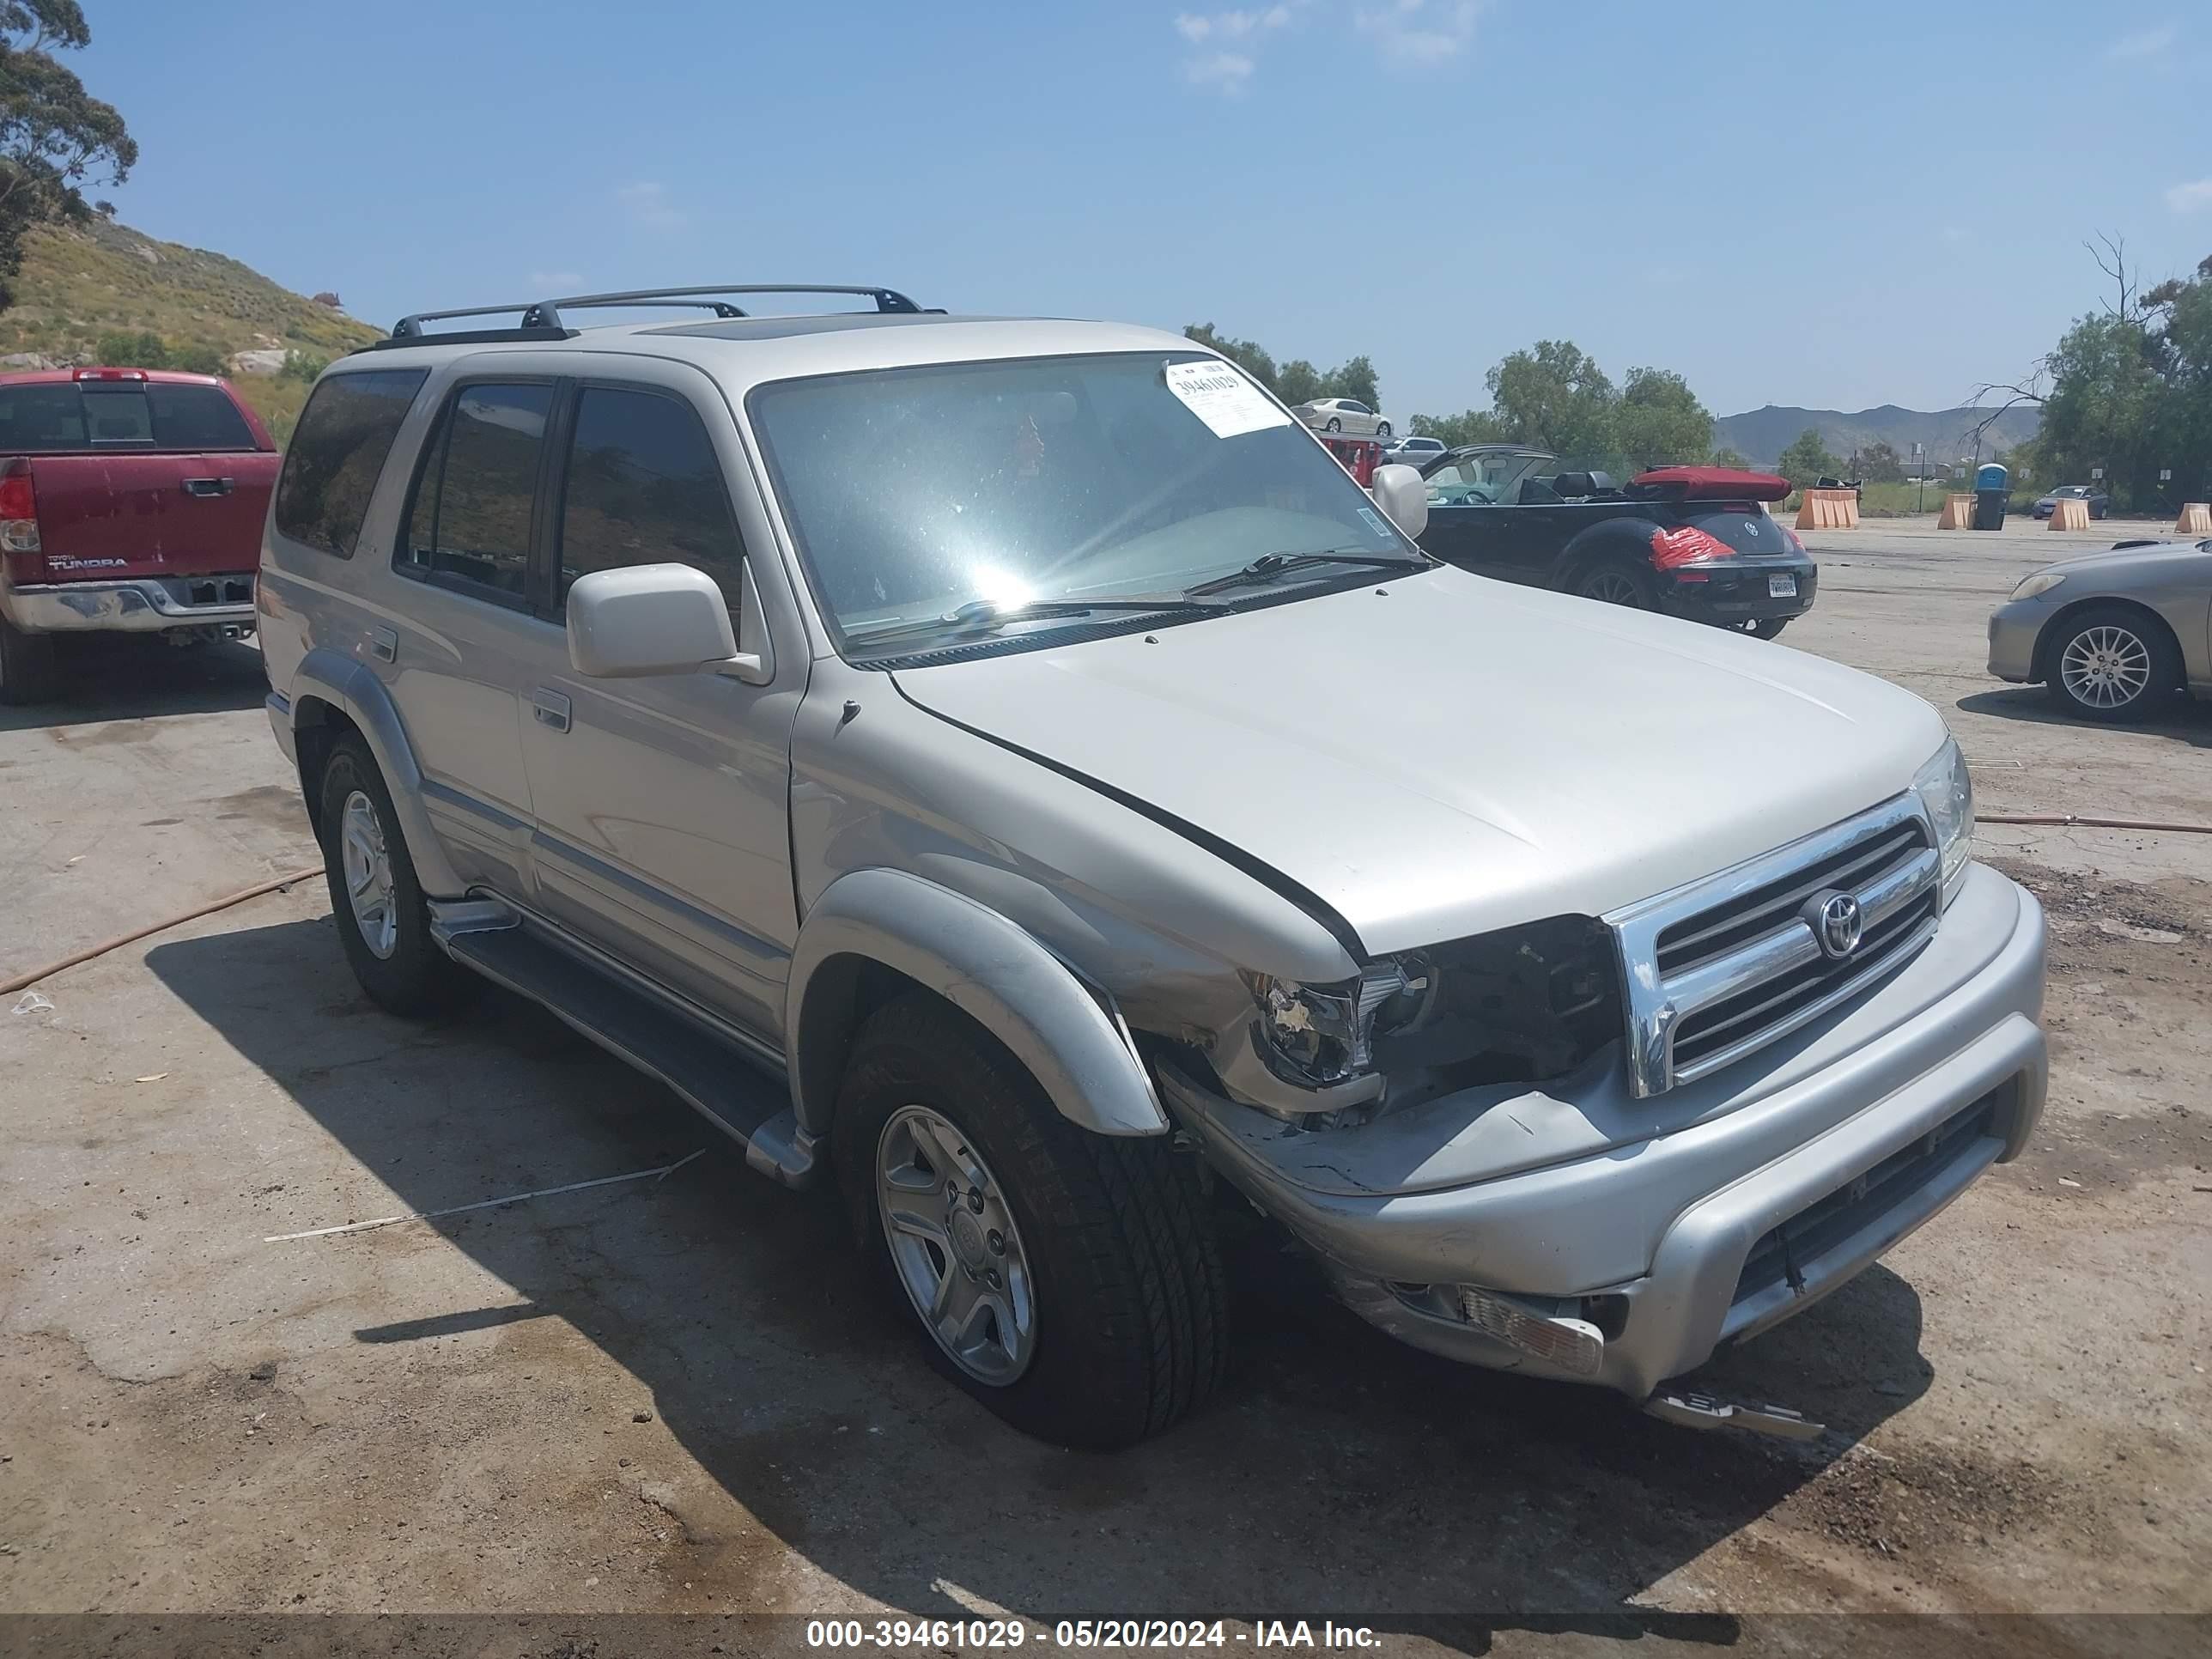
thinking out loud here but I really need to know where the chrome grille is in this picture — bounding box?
[1608,794,1942,1097]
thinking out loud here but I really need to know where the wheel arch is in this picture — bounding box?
[786,868,1170,1150]
[1551,517,1658,590]
[2029,595,2185,688]
[283,647,465,895]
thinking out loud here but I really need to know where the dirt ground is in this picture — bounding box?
[2,515,2208,1652]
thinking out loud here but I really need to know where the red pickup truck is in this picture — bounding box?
[0,367,279,704]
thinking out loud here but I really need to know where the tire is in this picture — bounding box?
[1376,422,1392,441]
[1324,417,1341,433]
[834,993,1228,1449]
[1572,556,1660,611]
[2045,605,2180,724]
[317,734,475,1014]
[1742,617,1790,641]
[0,615,61,706]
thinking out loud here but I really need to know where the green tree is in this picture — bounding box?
[1710,446,1751,469]
[1777,427,1842,488]
[1319,354,1379,410]
[0,2,137,313]
[1410,409,1513,448]
[1612,366,1712,471]
[1485,339,1616,457]
[1276,357,1322,406]
[166,340,222,375]
[1857,440,1904,483]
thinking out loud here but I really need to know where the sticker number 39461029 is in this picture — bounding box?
[1163,360,1292,441]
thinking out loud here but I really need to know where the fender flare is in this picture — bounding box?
[285,646,466,896]
[785,867,1170,1144]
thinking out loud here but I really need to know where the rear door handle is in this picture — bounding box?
[182,477,234,497]
[532,689,572,732]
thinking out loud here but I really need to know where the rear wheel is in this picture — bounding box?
[0,616,60,705]
[835,994,1228,1448]
[2045,605,2179,723]
[1376,421,1392,440]
[1741,617,1790,641]
[1324,417,1341,433]
[1574,556,1659,611]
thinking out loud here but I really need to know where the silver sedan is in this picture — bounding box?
[1986,538,2211,721]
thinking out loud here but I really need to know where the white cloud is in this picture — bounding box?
[1170,0,1485,91]
[2106,24,2176,60]
[1185,49,1259,89]
[2166,178,2212,215]
[528,270,582,292]
[618,181,685,230]
[1355,0,1485,66]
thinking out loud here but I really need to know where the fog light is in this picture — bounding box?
[1459,1286,1606,1377]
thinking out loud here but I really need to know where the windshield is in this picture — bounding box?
[749,351,1419,653]
[1424,450,1553,506]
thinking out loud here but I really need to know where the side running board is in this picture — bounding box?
[432,913,817,1188]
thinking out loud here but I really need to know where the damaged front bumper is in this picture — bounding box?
[1158,863,2046,1401]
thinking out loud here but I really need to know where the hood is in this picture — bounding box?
[891,569,1948,956]
[2031,542,2209,579]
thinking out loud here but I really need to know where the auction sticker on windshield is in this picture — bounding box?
[1164,360,1291,440]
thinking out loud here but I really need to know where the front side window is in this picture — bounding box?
[399,382,551,600]
[275,369,428,558]
[749,351,1420,656]
[556,386,744,609]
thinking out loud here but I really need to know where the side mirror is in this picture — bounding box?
[567,563,744,678]
[1369,463,1429,540]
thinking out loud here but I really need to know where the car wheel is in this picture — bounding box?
[1376,422,1392,440]
[318,734,477,1014]
[2046,605,2180,723]
[835,993,1228,1449]
[1574,556,1659,611]
[0,615,61,706]
[1741,617,1790,641]
[1325,417,1341,433]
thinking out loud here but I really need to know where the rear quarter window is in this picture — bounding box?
[273,369,428,558]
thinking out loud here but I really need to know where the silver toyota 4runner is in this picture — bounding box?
[259,284,2047,1448]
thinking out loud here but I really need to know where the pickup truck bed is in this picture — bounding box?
[0,367,280,703]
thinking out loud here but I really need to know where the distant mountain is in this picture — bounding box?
[1713,404,2042,471]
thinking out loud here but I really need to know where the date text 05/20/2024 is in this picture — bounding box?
[805,1620,1382,1650]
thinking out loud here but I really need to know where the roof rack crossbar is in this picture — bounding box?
[389,283,926,339]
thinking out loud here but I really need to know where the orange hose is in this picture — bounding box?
[1,866,323,998]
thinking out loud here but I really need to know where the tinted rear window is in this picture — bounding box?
[148,384,258,449]
[274,370,428,558]
[0,384,87,449]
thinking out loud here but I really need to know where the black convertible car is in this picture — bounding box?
[1415,446,1817,637]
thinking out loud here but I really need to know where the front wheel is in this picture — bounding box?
[835,994,1227,1449]
[0,616,60,706]
[2045,605,2179,723]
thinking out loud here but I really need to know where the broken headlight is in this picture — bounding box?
[1243,916,1620,1095]
[1244,960,1430,1090]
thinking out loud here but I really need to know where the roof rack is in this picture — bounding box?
[377,283,933,347]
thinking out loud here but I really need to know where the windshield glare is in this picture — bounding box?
[748,352,1415,650]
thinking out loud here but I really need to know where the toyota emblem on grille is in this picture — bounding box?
[1808,891,1863,960]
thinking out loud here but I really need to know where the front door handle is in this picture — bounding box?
[532,689,572,732]
[182,477,234,497]
[368,626,397,663]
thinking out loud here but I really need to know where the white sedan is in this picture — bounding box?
[1294,397,1393,439]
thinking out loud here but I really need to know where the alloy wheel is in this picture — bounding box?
[876,1104,1037,1386]
[339,790,399,959]
[2059,624,2151,709]
[1584,570,1643,607]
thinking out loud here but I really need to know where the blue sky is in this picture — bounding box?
[81,0,2211,420]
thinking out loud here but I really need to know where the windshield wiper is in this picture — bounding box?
[846,595,1210,651]
[1182,548,1427,599]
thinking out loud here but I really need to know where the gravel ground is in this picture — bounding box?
[1,516,2206,1652]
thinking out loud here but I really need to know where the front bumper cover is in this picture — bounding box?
[1986,599,2049,683]
[1161,863,2046,1398]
